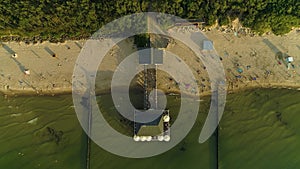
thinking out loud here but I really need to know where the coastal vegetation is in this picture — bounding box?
[0,0,299,42]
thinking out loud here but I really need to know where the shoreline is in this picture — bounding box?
[1,82,300,97]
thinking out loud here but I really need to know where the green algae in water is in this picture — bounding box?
[1,88,300,169]
[91,94,216,169]
[0,95,86,169]
[219,88,300,169]
[92,89,300,169]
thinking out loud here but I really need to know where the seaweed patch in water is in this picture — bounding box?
[46,127,64,145]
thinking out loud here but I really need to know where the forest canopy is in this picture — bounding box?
[0,0,299,41]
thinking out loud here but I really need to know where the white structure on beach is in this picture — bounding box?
[24,69,30,75]
[203,40,214,51]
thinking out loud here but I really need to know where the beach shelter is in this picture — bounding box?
[139,49,151,64]
[153,49,163,65]
[24,69,30,75]
[203,40,213,50]
[287,56,294,63]
[139,48,164,65]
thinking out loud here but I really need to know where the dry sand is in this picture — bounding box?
[1,28,300,96]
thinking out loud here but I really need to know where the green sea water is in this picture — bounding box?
[0,95,86,169]
[219,88,300,169]
[1,88,300,169]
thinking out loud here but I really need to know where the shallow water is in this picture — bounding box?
[91,94,216,169]
[0,95,86,169]
[219,88,300,169]
[1,88,300,169]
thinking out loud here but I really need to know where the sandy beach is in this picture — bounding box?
[1,28,300,96]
